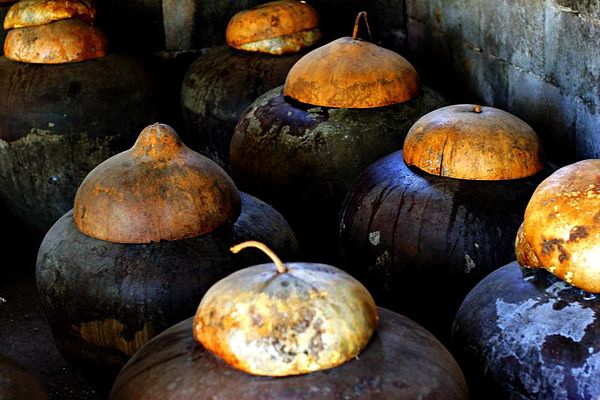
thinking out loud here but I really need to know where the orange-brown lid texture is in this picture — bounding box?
[4,18,106,63]
[283,12,420,108]
[403,104,545,180]
[3,0,95,30]
[194,241,378,377]
[73,123,242,244]
[225,0,320,55]
[516,159,600,293]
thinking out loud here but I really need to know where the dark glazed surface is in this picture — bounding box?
[36,192,298,386]
[231,85,447,262]
[453,261,600,399]
[181,46,303,168]
[0,55,156,238]
[0,354,48,400]
[339,150,549,341]
[110,308,468,400]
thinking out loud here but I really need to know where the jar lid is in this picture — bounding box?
[3,0,95,30]
[4,19,107,64]
[194,241,378,376]
[403,104,545,180]
[226,0,320,55]
[73,123,241,244]
[283,11,419,108]
[516,159,600,293]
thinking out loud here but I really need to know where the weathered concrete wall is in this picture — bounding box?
[404,0,600,163]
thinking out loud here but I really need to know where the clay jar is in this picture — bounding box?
[0,354,47,400]
[181,0,321,168]
[110,307,468,399]
[0,1,155,239]
[36,124,298,386]
[452,261,600,399]
[339,104,549,341]
[453,160,600,398]
[230,15,446,261]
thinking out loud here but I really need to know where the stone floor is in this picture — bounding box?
[0,238,100,399]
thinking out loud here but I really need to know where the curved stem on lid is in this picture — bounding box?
[230,241,287,274]
[352,11,372,41]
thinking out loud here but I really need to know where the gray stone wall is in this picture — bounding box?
[404,0,600,163]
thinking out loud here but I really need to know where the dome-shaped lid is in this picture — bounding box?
[194,241,378,377]
[4,19,107,64]
[516,159,600,293]
[283,11,420,108]
[3,0,95,30]
[73,123,241,244]
[226,0,320,55]
[403,104,545,180]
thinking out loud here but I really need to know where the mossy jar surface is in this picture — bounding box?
[0,55,156,239]
[110,308,468,400]
[452,261,600,399]
[230,84,447,260]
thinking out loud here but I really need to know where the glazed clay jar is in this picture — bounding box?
[36,124,298,385]
[109,309,468,400]
[0,0,155,239]
[230,15,446,261]
[181,0,321,168]
[338,104,549,341]
[452,262,600,399]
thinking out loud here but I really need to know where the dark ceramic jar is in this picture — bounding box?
[453,261,600,399]
[0,55,155,239]
[338,105,549,341]
[181,1,321,168]
[109,308,468,400]
[230,15,447,261]
[181,47,307,168]
[36,124,298,386]
[231,84,446,261]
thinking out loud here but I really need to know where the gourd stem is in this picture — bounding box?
[474,104,482,113]
[230,241,287,274]
[352,11,372,41]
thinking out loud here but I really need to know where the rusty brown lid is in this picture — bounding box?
[194,241,378,377]
[3,0,95,30]
[225,0,320,55]
[403,104,545,180]
[283,11,419,108]
[73,123,241,244]
[516,159,600,293]
[4,19,107,64]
